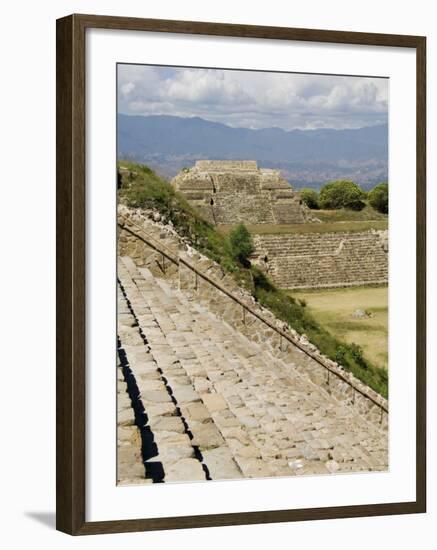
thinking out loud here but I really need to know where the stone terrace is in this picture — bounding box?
[171,160,317,225]
[118,205,388,423]
[254,231,388,289]
[117,256,388,485]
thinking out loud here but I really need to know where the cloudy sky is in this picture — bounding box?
[117,64,388,131]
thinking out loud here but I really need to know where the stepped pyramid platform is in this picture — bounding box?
[171,160,316,225]
[253,231,388,289]
[117,255,388,485]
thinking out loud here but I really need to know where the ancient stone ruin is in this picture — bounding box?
[253,230,388,289]
[172,160,316,225]
[117,206,388,485]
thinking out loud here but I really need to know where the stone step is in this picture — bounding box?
[118,293,211,483]
[117,256,388,482]
[118,262,245,481]
[254,232,388,288]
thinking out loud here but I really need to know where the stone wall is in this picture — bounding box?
[117,206,388,427]
[253,230,388,289]
[172,160,318,225]
[118,221,179,281]
[195,160,258,171]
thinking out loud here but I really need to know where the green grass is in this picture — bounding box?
[315,204,388,222]
[118,161,388,398]
[290,286,388,371]
[218,219,388,235]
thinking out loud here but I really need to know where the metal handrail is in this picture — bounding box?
[118,215,388,415]
[120,224,179,266]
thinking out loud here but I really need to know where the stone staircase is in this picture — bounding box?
[254,231,388,288]
[117,255,388,485]
[271,201,309,224]
[170,160,315,225]
[211,191,276,225]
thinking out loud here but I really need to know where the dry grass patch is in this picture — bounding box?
[315,205,388,222]
[290,285,388,371]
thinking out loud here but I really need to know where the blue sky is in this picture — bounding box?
[118,64,388,131]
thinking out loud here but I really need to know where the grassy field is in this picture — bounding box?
[218,219,388,236]
[315,204,388,222]
[217,203,388,236]
[290,286,388,371]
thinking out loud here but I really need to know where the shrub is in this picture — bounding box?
[369,182,388,214]
[334,345,348,364]
[251,266,276,292]
[348,343,366,366]
[299,188,320,209]
[319,180,366,211]
[228,224,255,265]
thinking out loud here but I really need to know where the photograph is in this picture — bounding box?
[116,63,389,485]
[1,0,430,543]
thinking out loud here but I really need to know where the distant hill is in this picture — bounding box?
[117,114,388,189]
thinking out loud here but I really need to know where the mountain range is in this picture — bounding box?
[117,114,388,189]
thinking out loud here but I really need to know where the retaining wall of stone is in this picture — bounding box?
[172,160,317,225]
[117,205,388,428]
[254,231,388,289]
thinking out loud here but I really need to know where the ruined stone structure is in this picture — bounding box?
[253,230,388,289]
[172,160,316,225]
[117,206,388,485]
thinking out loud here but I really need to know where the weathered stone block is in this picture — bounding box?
[172,161,313,225]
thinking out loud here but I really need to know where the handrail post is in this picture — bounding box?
[178,259,181,290]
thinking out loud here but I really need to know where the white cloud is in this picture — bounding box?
[117,64,388,130]
[120,82,135,97]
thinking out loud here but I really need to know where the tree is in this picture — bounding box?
[229,224,254,266]
[299,188,320,209]
[319,180,366,211]
[369,182,388,214]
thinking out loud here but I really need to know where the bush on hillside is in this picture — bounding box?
[319,180,366,211]
[299,188,320,209]
[369,182,388,214]
[118,161,235,271]
[229,224,255,266]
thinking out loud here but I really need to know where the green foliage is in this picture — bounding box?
[349,342,365,365]
[118,161,388,398]
[368,182,389,214]
[118,161,235,275]
[334,345,347,364]
[251,266,277,292]
[319,180,366,211]
[299,188,320,209]
[228,224,255,265]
